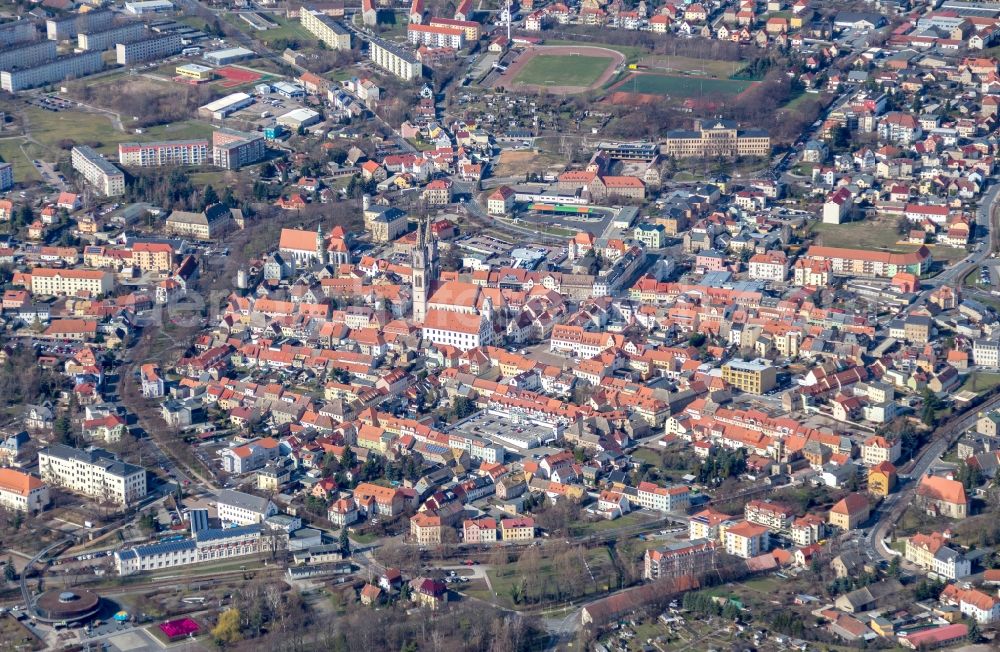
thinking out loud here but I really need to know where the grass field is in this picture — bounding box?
[811,219,903,250]
[620,73,753,98]
[639,55,747,79]
[255,16,318,45]
[21,106,214,158]
[960,372,1000,394]
[514,54,612,87]
[569,510,657,537]
[0,138,43,182]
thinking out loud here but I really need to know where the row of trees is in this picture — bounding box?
[0,347,64,408]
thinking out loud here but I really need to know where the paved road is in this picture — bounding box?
[862,363,1000,562]
[858,183,999,561]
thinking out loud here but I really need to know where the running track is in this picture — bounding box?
[495,45,626,94]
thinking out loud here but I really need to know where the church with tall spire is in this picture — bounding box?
[411,216,437,323]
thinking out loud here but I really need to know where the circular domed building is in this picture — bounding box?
[34,589,101,623]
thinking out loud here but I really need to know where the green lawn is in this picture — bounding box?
[348,531,378,544]
[959,372,1000,394]
[370,11,409,37]
[811,219,904,251]
[622,73,753,98]
[255,16,318,45]
[189,170,233,188]
[0,138,42,182]
[21,106,214,158]
[514,54,612,87]
[569,510,656,536]
[631,447,664,467]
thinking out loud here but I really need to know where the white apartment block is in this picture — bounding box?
[30,268,114,297]
[0,41,57,71]
[446,433,504,464]
[407,24,465,49]
[78,23,147,51]
[1,52,104,92]
[215,489,278,525]
[118,139,209,167]
[421,309,493,351]
[301,9,351,50]
[48,11,115,41]
[973,338,1000,367]
[38,444,147,507]
[724,522,769,559]
[116,33,182,65]
[860,436,901,466]
[71,145,125,196]
[748,253,788,282]
[0,20,38,48]
[635,482,689,512]
[369,37,421,81]
[0,468,49,512]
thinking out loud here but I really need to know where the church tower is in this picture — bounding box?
[316,224,325,265]
[412,218,432,323]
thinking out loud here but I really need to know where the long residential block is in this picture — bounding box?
[47,11,115,41]
[116,33,182,65]
[0,51,104,92]
[118,139,210,167]
[79,23,147,51]
[30,267,115,297]
[0,41,56,71]
[407,23,464,48]
[300,9,351,50]
[0,20,38,48]
[804,245,932,279]
[71,145,126,196]
[369,36,421,81]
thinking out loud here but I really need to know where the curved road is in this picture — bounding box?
[862,183,1000,562]
[21,537,75,618]
[863,390,1000,562]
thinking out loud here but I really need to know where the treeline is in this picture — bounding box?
[536,27,746,61]
[0,347,64,408]
[259,601,543,652]
[125,169,212,212]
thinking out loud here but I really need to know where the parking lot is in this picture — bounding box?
[27,95,74,112]
[30,158,65,188]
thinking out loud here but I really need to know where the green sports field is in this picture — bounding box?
[513,54,611,87]
[621,73,754,98]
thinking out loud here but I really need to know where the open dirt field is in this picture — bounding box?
[495,45,625,94]
[494,150,565,177]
